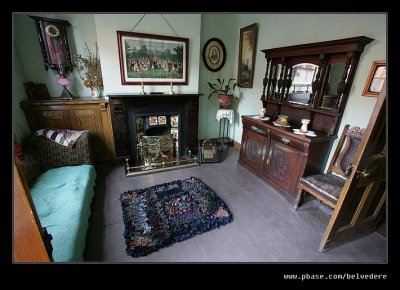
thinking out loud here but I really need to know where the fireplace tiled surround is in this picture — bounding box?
[108,94,200,164]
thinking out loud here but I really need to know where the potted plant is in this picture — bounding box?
[207,78,238,109]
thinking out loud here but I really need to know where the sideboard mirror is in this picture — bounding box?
[261,36,373,136]
[319,61,347,109]
[286,63,318,106]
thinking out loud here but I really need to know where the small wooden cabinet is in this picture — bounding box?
[239,116,336,202]
[20,98,115,162]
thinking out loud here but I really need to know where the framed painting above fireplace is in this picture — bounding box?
[117,31,189,85]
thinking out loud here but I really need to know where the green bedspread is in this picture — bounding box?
[30,165,96,262]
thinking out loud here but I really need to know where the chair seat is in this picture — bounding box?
[299,174,346,205]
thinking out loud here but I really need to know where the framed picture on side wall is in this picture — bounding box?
[237,23,258,88]
[362,60,386,97]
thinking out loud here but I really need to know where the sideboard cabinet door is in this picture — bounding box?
[262,140,306,200]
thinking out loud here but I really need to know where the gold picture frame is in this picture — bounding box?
[362,60,386,97]
[237,23,258,88]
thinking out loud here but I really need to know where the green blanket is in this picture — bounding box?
[30,165,96,262]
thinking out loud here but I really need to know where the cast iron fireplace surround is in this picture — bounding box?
[108,94,201,162]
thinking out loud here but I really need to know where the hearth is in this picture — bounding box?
[108,93,201,176]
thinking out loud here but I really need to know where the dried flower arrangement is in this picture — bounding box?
[74,42,104,96]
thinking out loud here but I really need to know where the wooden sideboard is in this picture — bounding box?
[239,115,336,203]
[239,37,373,204]
[20,98,115,163]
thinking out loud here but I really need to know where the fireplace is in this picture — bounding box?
[129,111,183,161]
[108,93,201,176]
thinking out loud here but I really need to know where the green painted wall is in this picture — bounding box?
[198,14,239,140]
[94,14,201,95]
[199,13,386,171]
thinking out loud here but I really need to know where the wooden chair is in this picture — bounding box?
[294,124,366,210]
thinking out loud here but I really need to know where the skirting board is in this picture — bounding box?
[226,137,241,150]
[232,139,241,150]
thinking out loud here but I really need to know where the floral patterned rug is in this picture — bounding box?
[120,177,233,258]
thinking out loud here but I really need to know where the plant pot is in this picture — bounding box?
[218,94,233,109]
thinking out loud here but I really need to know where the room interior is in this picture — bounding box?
[13,13,387,263]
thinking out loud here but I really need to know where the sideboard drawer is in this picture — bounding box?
[270,131,305,152]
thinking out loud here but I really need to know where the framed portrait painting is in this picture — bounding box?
[117,31,189,85]
[202,38,226,72]
[362,60,386,97]
[237,23,258,88]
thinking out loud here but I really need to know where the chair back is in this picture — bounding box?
[328,125,366,178]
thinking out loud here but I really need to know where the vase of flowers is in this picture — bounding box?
[74,42,104,97]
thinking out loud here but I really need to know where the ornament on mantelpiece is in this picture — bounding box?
[74,42,103,98]
[56,68,75,100]
[169,82,174,95]
[140,82,146,95]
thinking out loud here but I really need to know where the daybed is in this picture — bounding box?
[20,131,96,262]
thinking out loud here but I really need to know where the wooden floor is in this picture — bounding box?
[84,148,386,262]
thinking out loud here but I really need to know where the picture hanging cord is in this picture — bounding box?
[130,14,179,37]
[130,14,146,32]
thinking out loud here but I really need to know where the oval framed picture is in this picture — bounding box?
[202,38,226,72]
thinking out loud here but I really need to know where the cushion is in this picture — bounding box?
[299,173,346,205]
[30,165,96,262]
[34,128,88,148]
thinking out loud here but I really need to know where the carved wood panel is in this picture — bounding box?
[240,129,268,174]
[263,140,306,199]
